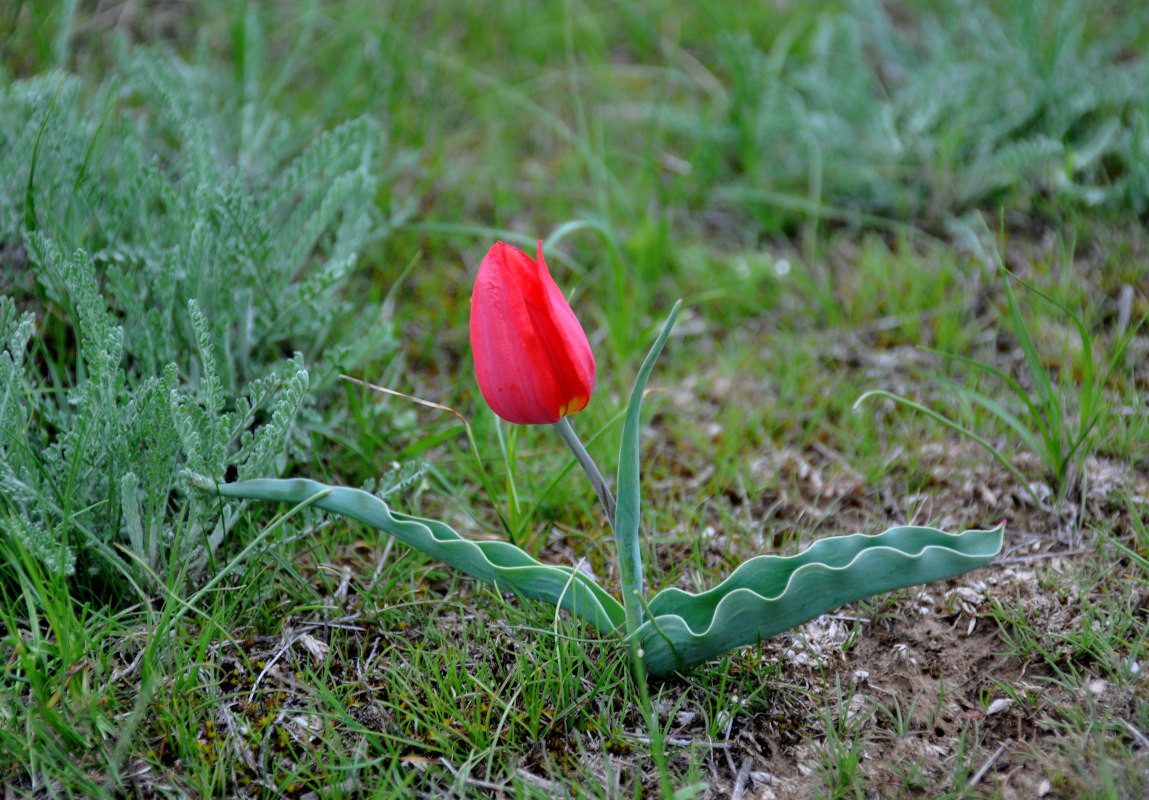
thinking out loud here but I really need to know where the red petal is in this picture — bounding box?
[470,242,595,425]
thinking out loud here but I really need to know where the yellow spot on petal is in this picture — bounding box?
[559,395,588,417]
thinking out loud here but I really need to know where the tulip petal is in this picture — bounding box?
[470,242,595,425]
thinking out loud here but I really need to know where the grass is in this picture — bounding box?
[2,0,1148,797]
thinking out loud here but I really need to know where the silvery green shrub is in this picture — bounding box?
[0,45,396,585]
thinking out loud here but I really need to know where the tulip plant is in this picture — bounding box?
[202,241,1002,676]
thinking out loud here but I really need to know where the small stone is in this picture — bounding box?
[297,633,330,663]
[986,698,1012,715]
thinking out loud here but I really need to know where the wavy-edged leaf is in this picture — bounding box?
[201,478,625,632]
[634,525,1003,676]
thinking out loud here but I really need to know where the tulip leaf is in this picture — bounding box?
[197,480,1001,678]
[615,300,682,635]
[199,478,626,632]
[631,524,1003,676]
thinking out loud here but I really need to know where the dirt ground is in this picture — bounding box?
[637,440,1148,800]
[164,441,1147,800]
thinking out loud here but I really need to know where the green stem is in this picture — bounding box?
[553,416,644,638]
[552,417,616,528]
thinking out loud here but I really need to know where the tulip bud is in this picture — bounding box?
[469,241,596,425]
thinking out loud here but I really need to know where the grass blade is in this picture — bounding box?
[855,389,1042,506]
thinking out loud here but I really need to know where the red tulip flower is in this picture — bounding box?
[470,241,596,425]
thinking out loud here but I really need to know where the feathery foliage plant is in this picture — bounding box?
[0,42,394,587]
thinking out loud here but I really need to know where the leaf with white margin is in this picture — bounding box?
[197,477,625,632]
[633,524,1003,676]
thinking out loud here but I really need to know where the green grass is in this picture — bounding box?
[2,0,1148,797]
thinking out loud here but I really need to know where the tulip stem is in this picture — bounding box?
[552,417,616,529]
